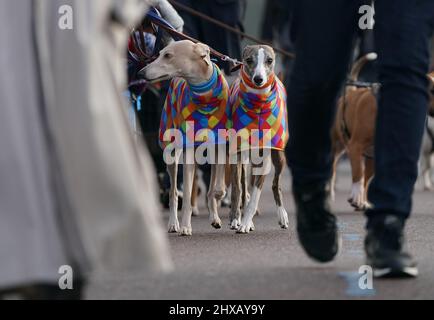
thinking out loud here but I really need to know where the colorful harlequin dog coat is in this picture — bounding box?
[228,69,289,152]
[159,64,229,149]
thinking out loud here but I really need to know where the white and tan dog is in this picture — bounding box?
[331,55,434,210]
[141,40,229,236]
[228,45,290,233]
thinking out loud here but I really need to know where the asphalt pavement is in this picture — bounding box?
[87,162,434,300]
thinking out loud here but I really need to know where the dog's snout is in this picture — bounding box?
[254,76,264,86]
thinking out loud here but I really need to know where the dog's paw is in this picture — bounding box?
[179,226,193,236]
[277,207,289,229]
[230,219,241,230]
[249,222,255,232]
[348,182,365,210]
[211,217,222,229]
[168,220,180,233]
[358,201,372,211]
[237,221,254,234]
[349,199,371,212]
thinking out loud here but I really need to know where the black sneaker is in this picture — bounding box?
[293,183,340,263]
[365,215,418,278]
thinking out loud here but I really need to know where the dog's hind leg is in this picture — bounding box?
[347,142,366,211]
[167,161,180,233]
[363,157,374,208]
[271,150,289,229]
[423,154,434,191]
[180,160,196,236]
[207,164,226,229]
[229,163,242,229]
[191,172,199,216]
[241,164,250,209]
[221,163,232,208]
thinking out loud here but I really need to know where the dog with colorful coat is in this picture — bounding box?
[228,45,290,233]
[141,40,229,236]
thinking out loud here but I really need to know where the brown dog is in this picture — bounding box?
[331,54,434,211]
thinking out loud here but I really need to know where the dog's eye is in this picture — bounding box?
[246,58,254,65]
[267,58,274,65]
[163,52,173,60]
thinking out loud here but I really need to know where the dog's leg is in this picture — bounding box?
[330,148,345,202]
[424,170,433,191]
[229,163,242,229]
[180,159,196,236]
[221,163,232,208]
[364,157,374,208]
[167,162,180,233]
[191,172,199,216]
[423,154,434,191]
[347,142,366,211]
[271,150,289,229]
[241,164,250,209]
[237,154,270,234]
[207,164,225,229]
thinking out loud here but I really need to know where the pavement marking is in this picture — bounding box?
[339,272,376,297]
[343,233,362,241]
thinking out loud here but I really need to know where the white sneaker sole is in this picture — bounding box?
[374,266,419,278]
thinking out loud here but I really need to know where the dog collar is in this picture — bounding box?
[189,65,218,93]
[241,67,275,90]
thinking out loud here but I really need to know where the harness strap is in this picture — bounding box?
[341,90,352,143]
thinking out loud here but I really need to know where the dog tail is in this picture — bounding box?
[349,52,377,82]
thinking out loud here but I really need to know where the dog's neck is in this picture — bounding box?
[241,69,275,95]
[187,64,218,94]
[184,62,214,87]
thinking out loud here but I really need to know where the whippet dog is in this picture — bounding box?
[141,40,228,236]
[228,45,290,234]
[331,59,434,210]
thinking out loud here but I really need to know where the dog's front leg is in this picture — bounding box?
[271,150,289,229]
[167,162,180,233]
[237,154,270,234]
[207,164,225,229]
[348,143,367,211]
[229,163,242,229]
[180,151,196,236]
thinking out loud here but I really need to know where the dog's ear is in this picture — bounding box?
[194,43,211,66]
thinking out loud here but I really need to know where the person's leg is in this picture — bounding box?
[287,0,361,186]
[367,0,434,223]
[364,0,434,278]
[287,0,361,262]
